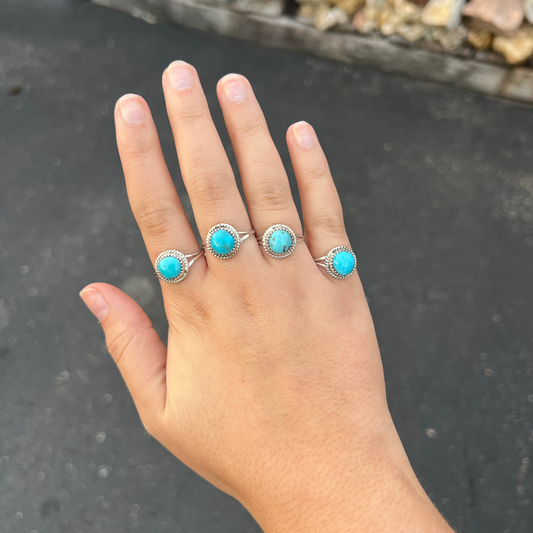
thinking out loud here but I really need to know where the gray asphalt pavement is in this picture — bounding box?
[1,0,533,531]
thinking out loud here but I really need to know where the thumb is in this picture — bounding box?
[80,283,167,431]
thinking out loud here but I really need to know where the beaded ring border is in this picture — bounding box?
[257,224,305,259]
[314,246,357,280]
[203,223,256,259]
[154,249,205,284]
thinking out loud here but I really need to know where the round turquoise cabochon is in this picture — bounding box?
[332,251,355,276]
[268,229,293,255]
[158,256,182,280]
[210,229,236,256]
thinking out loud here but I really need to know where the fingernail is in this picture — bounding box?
[293,122,314,149]
[80,288,109,322]
[167,61,194,91]
[221,75,247,103]
[118,95,145,125]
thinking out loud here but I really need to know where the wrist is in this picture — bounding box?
[243,425,453,533]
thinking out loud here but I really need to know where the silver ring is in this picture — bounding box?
[203,223,255,259]
[314,246,357,279]
[154,249,204,283]
[257,224,304,259]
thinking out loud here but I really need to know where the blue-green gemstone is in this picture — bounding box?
[268,230,293,255]
[332,251,355,276]
[210,229,236,256]
[158,256,182,280]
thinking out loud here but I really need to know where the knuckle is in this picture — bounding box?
[190,169,232,206]
[233,115,265,138]
[134,199,177,237]
[106,327,140,367]
[311,210,345,234]
[172,102,205,124]
[168,292,211,329]
[248,179,291,209]
[236,280,267,322]
[300,161,330,182]
[121,137,156,159]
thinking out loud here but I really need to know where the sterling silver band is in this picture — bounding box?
[154,249,205,284]
[182,250,205,267]
[236,230,256,242]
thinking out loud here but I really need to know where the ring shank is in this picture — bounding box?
[314,257,328,269]
[202,229,256,247]
[237,229,256,243]
[186,249,205,267]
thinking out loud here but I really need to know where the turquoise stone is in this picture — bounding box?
[268,230,293,255]
[158,256,182,280]
[332,251,355,276]
[210,229,235,256]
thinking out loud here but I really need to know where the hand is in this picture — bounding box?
[81,61,453,533]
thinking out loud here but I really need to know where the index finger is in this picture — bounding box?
[115,94,205,282]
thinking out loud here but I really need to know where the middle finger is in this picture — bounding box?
[162,62,256,260]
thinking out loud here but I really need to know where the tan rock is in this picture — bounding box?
[467,29,493,50]
[366,0,387,11]
[315,5,350,30]
[466,17,503,36]
[296,0,323,17]
[379,5,403,35]
[421,0,465,29]
[397,22,426,41]
[328,0,366,16]
[353,0,385,33]
[298,3,320,18]
[353,8,378,32]
[353,0,424,39]
[462,0,524,33]
[493,26,533,64]
[431,25,467,49]
[394,0,422,22]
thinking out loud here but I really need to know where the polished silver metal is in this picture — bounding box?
[257,224,305,259]
[154,249,205,284]
[203,223,255,259]
[314,246,357,279]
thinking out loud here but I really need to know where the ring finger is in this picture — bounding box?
[217,74,304,261]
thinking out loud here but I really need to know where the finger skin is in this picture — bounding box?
[115,94,201,270]
[217,74,302,240]
[162,62,253,245]
[80,283,167,431]
[287,122,350,259]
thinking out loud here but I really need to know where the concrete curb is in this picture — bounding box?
[91,0,533,104]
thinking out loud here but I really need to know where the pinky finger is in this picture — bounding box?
[287,122,351,262]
